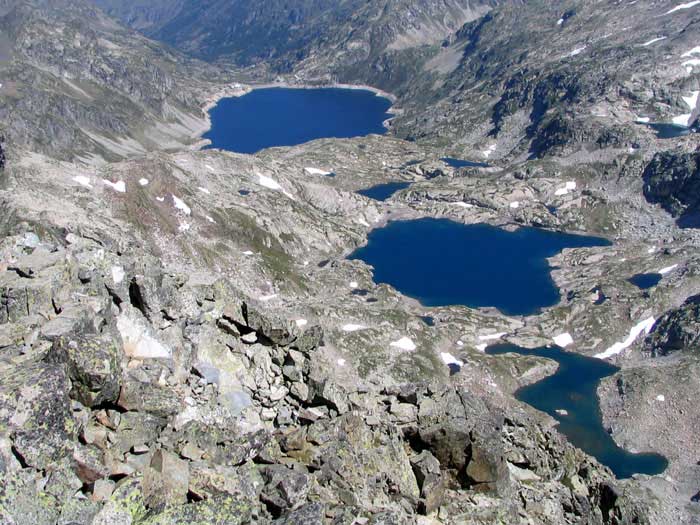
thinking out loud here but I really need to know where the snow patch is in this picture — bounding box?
[475,343,488,352]
[304,167,332,176]
[682,46,700,57]
[337,358,346,367]
[509,201,520,209]
[156,197,165,202]
[440,352,464,367]
[479,332,506,341]
[683,58,700,70]
[641,36,667,46]
[555,409,569,416]
[635,116,650,123]
[349,281,359,289]
[259,294,278,302]
[342,324,366,332]
[482,144,497,158]
[390,337,416,351]
[658,264,679,275]
[205,215,216,224]
[139,178,149,186]
[594,317,656,359]
[103,179,126,193]
[453,202,474,208]
[198,187,211,194]
[666,1,700,14]
[172,195,191,215]
[178,222,191,232]
[111,266,125,284]
[683,90,700,110]
[295,319,308,328]
[656,394,665,402]
[554,181,577,196]
[553,333,574,348]
[73,175,92,188]
[672,113,692,126]
[569,45,587,57]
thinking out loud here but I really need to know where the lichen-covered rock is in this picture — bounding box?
[188,461,264,503]
[118,375,182,419]
[142,449,190,509]
[260,464,311,516]
[410,450,445,514]
[242,301,297,346]
[48,332,123,407]
[139,494,258,524]
[0,360,75,469]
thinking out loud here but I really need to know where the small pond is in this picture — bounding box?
[628,273,662,290]
[357,181,411,201]
[640,122,691,139]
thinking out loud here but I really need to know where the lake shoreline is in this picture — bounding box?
[198,80,399,151]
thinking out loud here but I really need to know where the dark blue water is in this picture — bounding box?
[640,123,691,139]
[486,344,668,478]
[357,182,411,201]
[441,157,489,168]
[204,87,393,154]
[349,218,610,316]
[628,273,662,290]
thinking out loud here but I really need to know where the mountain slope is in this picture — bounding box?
[94,0,505,69]
[92,0,700,164]
[0,0,225,162]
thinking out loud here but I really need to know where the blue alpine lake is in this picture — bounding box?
[486,344,668,478]
[204,87,393,154]
[357,181,411,201]
[349,218,610,316]
[441,157,489,168]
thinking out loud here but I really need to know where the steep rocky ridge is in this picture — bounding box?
[94,0,505,71]
[0,0,226,162]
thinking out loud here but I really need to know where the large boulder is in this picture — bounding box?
[0,361,75,469]
[48,332,123,407]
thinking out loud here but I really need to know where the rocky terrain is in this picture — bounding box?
[0,0,699,523]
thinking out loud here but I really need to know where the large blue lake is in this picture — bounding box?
[204,87,393,154]
[349,218,610,316]
[487,344,668,478]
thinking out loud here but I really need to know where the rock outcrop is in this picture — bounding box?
[0,218,654,523]
[644,295,700,357]
[643,152,700,227]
